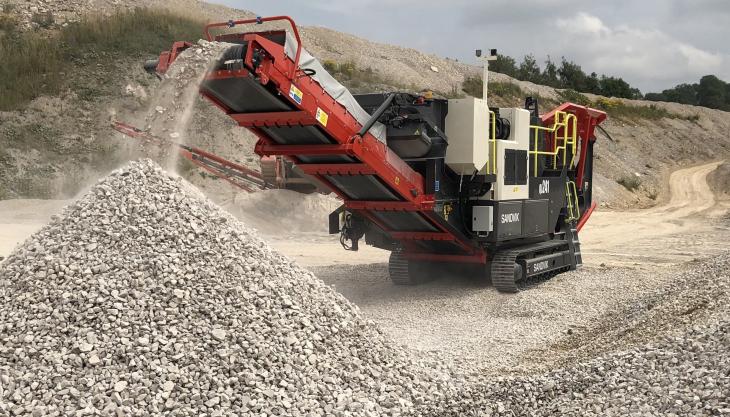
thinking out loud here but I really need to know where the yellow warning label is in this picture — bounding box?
[315,107,329,127]
[288,84,303,105]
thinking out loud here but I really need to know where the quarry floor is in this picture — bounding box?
[1,161,729,373]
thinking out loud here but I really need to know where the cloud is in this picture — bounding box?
[552,13,727,91]
[303,0,466,16]
[461,0,572,27]
[556,12,607,35]
[215,0,730,90]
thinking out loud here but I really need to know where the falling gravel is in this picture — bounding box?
[117,39,235,168]
[0,160,467,416]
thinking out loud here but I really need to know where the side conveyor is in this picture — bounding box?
[197,18,486,263]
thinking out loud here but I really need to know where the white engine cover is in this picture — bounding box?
[444,97,490,174]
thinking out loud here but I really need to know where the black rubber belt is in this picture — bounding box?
[491,250,520,293]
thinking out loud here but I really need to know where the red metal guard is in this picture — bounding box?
[204,16,302,78]
[541,103,607,191]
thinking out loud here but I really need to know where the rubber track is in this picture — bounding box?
[388,251,413,285]
[491,250,520,293]
[519,266,570,290]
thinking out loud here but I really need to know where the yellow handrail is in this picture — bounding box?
[565,180,581,222]
[487,110,497,175]
[529,111,578,176]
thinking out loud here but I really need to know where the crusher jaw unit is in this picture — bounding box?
[148,16,607,292]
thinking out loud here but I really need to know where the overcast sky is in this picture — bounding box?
[209,0,730,93]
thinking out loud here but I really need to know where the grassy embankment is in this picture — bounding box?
[0,7,207,111]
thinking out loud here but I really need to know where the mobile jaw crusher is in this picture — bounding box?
[148,16,607,292]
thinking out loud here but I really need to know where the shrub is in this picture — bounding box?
[61,7,206,58]
[617,175,641,191]
[461,75,483,98]
[556,89,591,106]
[595,97,622,109]
[337,61,355,78]
[322,59,337,73]
[597,101,671,120]
[489,81,523,98]
[556,89,692,121]
[321,59,410,92]
[0,11,16,32]
[460,75,523,100]
[0,30,64,110]
[31,11,54,29]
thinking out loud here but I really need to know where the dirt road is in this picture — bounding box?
[581,161,730,268]
[0,200,70,259]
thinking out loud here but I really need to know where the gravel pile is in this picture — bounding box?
[416,253,730,417]
[1,163,728,417]
[0,160,465,416]
[424,319,730,416]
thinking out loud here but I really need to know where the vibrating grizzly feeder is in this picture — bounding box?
[148,16,607,292]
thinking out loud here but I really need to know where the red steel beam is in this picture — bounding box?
[181,145,262,180]
[297,164,376,176]
[577,201,597,232]
[230,111,317,127]
[254,143,353,156]
[179,150,255,192]
[204,69,249,81]
[345,201,435,211]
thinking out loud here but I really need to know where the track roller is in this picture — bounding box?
[388,251,429,285]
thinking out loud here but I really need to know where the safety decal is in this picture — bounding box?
[289,84,303,105]
[315,107,329,127]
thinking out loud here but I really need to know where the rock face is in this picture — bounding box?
[0,159,462,416]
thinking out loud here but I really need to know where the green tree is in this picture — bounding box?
[518,54,541,83]
[644,92,667,101]
[585,72,600,94]
[490,54,518,77]
[599,76,635,99]
[697,75,726,109]
[542,56,559,87]
[662,83,698,105]
[557,58,587,91]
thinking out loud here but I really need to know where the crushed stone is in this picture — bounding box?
[0,159,469,416]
